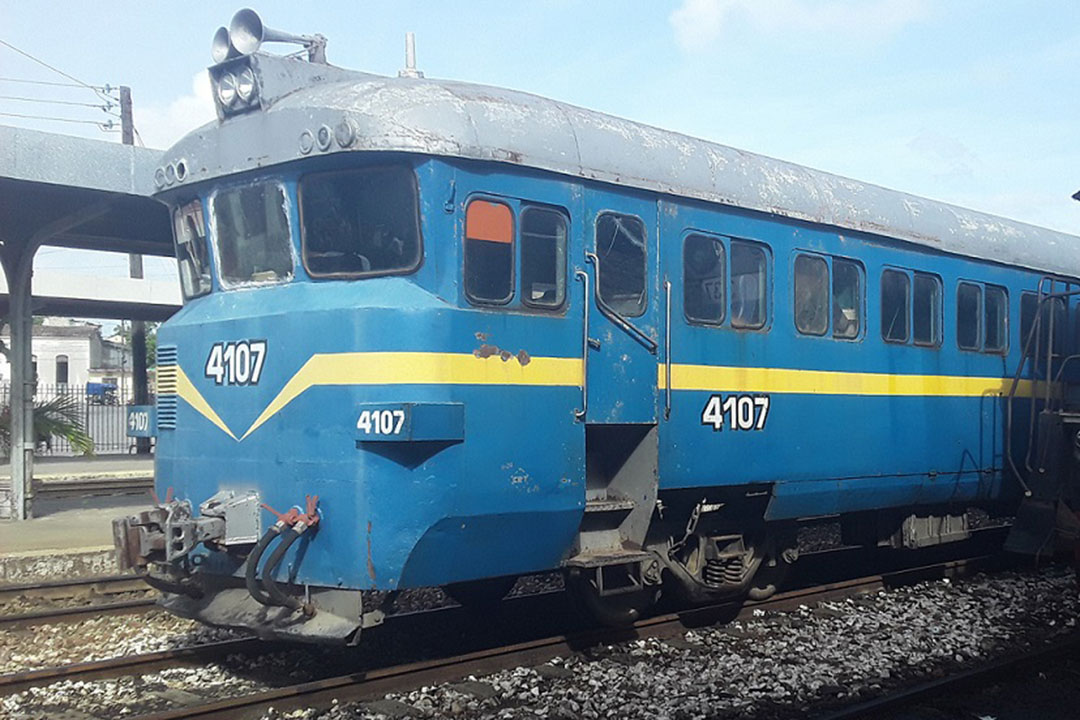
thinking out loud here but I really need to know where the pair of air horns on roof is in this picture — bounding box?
[212,8,327,64]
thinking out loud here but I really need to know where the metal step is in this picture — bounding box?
[583,497,636,514]
[563,549,651,568]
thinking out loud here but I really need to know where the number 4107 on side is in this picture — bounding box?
[700,394,770,432]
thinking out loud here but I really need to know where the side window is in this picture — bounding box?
[173,199,211,299]
[881,269,910,343]
[833,259,861,339]
[956,282,981,351]
[596,213,647,317]
[1019,291,1064,355]
[912,272,942,347]
[465,199,514,304]
[1020,292,1037,348]
[520,206,567,309]
[731,241,769,329]
[794,254,828,336]
[984,285,1008,354]
[684,233,725,325]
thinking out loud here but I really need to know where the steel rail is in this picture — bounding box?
[0,597,157,630]
[123,555,996,720]
[0,638,265,695]
[33,476,153,500]
[0,573,149,602]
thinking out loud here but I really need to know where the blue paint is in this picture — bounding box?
[154,151,1054,595]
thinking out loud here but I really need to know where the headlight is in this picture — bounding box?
[217,72,238,107]
[236,67,256,102]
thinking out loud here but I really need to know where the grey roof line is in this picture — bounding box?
[161,64,1080,278]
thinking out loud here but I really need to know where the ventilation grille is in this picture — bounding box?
[156,345,178,430]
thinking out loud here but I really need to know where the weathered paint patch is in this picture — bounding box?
[366,520,376,582]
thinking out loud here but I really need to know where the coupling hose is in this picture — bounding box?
[245,523,284,606]
[261,522,315,615]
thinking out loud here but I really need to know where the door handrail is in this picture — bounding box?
[664,278,672,420]
[585,252,658,354]
[574,269,590,421]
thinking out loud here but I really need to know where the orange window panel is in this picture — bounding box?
[466,200,514,244]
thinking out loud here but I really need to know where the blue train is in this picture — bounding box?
[113,10,1080,643]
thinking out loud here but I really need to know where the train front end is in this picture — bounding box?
[111,15,584,644]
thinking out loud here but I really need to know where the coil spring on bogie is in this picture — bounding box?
[703,556,745,586]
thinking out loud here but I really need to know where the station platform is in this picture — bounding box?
[0,456,154,581]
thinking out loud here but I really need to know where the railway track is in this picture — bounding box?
[32,475,154,500]
[0,551,1001,720]
[0,573,155,629]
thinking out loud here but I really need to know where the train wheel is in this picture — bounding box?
[565,566,658,627]
[444,576,517,611]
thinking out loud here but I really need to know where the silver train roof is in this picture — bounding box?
[161,54,1080,278]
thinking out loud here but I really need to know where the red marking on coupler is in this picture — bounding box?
[303,494,320,527]
[261,503,300,526]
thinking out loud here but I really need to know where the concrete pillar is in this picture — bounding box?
[4,202,109,520]
[5,242,35,520]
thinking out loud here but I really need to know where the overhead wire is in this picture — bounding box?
[0,38,114,103]
[0,40,132,135]
[0,94,113,110]
[0,110,116,130]
[0,75,110,91]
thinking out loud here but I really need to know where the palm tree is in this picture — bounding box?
[0,393,94,456]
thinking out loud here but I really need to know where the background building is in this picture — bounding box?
[0,318,136,394]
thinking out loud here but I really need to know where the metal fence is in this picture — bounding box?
[0,382,141,456]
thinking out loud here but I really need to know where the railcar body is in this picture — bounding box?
[113,12,1080,643]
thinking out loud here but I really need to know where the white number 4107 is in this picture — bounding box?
[357,409,406,435]
[701,394,770,432]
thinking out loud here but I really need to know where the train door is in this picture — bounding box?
[580,191,660,424]
[564,189,660,612]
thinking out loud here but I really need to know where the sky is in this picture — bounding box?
[2,0,1080,289]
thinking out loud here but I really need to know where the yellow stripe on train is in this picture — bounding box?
[160,353,1045,442]
[659,363,1040,398]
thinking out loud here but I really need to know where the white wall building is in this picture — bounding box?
[0,318,135,394]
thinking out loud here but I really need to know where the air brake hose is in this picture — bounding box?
[245,523,285,606]
[261,521,315,615]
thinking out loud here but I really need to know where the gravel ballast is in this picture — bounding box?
[2,567,1077,719]
[266,567,1078,720]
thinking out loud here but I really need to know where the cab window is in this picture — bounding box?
[212,181,293,287]
[173,199,211,299]
[300,165,422,278]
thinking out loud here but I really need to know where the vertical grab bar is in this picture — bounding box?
[664,279,672,420]
[575,269,590,421]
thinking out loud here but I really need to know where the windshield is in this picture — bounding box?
[299,166,422,277]
[173,199,211,299]
[211,181,294,287]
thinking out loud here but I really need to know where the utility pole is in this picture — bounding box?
[120,86,151,454]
